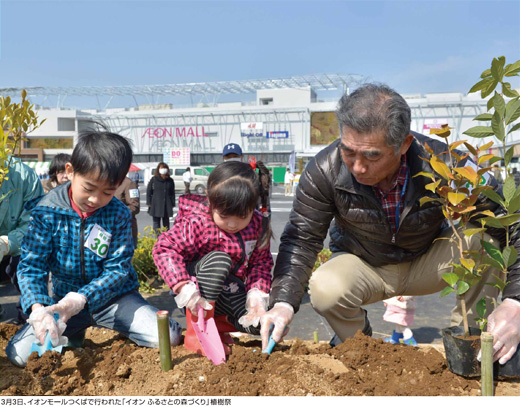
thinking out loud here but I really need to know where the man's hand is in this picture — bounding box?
[27,306,67,347]
[174,281,212,314]
[260,302,294,351]
[480,299,520,364]
[0,236,8,263]
[50,292,87,324]
[238,288,269,328]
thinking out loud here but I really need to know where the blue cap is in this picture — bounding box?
[222,143,243,156]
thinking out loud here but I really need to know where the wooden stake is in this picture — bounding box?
[157,310,173,372]
[313,330,319,344]
[481,332,494,396]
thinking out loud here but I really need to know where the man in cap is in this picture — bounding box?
[222,143,243,162]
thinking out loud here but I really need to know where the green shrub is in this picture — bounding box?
[132,226,167,293]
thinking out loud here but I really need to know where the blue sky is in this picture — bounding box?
[0,0,519,107]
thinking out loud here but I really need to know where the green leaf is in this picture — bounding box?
[481,255,504,271]
[457,281,471,295]
[505,146,515,167]
[440,286,455,298]
[487,96,495,111]
[493,92,506,119]
[480,188,504,206]
[473,113,493,121]
[508,193,520,213]
[463,126,495,138]
[503,246,518,268]
[469,77,494,94]
[503,175,516,202]
[508,122,520,135]
[442,272,459,287]
[504,60,520,77]
[463,228,486,237]
[503,82,520,98]
[480,68,492,79]
[482,78,499,99]
[482,240,504,266]
[491,56,506,81]
[491,111,505,141]
[505,98,520,125]
[476,298,487,319]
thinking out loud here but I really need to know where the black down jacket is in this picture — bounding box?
[270,132,520,312]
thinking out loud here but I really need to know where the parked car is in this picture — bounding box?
[170,166,210,194]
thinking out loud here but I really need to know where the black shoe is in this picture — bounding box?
[329,311,372,347]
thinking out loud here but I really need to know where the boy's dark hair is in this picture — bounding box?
[70,131,133,186]
[49,153,71,183]
[207,161,272,249]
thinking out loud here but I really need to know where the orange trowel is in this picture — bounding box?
[192,306,226,365]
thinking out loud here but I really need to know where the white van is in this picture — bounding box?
[171,166,210,194]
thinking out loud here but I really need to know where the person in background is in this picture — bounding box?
[147,162,175,233]
[222,143,243,162]
[42,154,71,194]
[513,167,520,188]
[115,176,140,248]
[6,130,182,367]
[0,160,44,322]
[284,168,294,196]
[492,164,504,184]
[182,167,193,194]
[383,296,418,346]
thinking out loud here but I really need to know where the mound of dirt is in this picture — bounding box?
[1,323,518,396]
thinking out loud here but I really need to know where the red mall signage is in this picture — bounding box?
[141,127,209,138]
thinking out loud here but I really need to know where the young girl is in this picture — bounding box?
[153,160,273,354]
[383,296,418,346]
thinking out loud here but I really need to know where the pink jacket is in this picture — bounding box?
[153,194,273,294]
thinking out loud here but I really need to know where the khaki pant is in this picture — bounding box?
[308,227,500,341]
[285,182,292,196]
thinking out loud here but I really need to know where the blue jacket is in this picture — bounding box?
[18,182,139,314]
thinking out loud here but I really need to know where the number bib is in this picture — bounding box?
[85,224,112,258]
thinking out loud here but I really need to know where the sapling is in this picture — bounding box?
[0,90,46,198]
[417,125,495,337]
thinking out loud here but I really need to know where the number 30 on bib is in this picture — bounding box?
[85,224,112,258]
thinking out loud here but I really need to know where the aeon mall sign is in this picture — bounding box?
[141,127,209,138]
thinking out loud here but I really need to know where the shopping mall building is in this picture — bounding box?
[2,73,517,183]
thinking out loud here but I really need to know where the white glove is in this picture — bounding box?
[238,288,269,328]
[260,302,294,351]
[0,236,8,263]
[479,299,520,364]
[50,292,87,324]
[27,306,68,347]
[174,281,212,314]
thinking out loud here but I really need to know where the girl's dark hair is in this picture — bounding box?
[49,153,71,183]
[207,160,272,249]
[70,131,132,186]
[154,162,170,177]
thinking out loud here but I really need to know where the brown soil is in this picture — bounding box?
[1,323,519,396]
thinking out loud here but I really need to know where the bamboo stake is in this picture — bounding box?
[481,332,494,396]
[157,310,173,372]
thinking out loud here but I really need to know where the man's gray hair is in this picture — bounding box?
[336,83,411,152]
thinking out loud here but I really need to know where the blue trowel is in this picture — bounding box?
[30,313,64,357]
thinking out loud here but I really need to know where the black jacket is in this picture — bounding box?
[146,176,176,218]
[270,132,520,312]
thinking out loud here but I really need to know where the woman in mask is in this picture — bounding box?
[147,162,176,233]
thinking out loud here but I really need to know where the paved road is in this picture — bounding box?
[0,184,456,344]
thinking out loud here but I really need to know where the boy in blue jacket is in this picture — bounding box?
[6,130,182,367]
